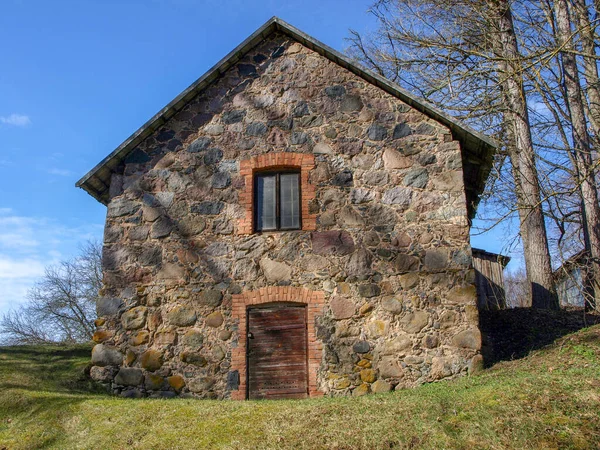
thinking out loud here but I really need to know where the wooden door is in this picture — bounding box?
[247,305,308,400]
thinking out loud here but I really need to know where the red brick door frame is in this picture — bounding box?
[230,286,324,400]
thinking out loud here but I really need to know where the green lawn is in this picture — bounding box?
[1,327,599,449]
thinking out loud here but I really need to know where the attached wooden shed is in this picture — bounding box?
[472,248,510,310]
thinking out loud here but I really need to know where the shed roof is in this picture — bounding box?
[76,16,497,218]
[472,248,511,267]
[553,250,587,279]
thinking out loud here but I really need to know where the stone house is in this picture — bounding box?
[77,17,496,399]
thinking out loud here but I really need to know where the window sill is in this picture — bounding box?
[253,229,304,236]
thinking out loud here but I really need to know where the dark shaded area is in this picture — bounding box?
[0,344,106,394]
[479,307,600,367]
[474,268,506,310]
[0,345,90,359]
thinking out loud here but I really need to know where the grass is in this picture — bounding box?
[1,327,600,449]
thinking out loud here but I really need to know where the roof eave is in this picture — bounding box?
[472,247,511,267]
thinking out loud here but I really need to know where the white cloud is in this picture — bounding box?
[0,257,45,280]
[48,250,62,260]
[0,278,34,312]
[47,168,73,177]
[0,256,46,313]
[0,215,41,251]
[0,233,39,249]
[0,211,103,314]
[0,113,31,127]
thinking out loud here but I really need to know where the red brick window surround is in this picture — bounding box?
[230,286,325,400]
[238,153,316,235]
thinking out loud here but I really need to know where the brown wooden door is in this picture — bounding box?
[247,305,308,400]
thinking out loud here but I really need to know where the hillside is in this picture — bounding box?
[0,326,599,449]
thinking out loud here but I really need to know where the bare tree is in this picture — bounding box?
[513,0,600,309]
[552,0,600,309]
[571,0,600,138]
[504,267,531,308]
[0,241,101,345]
[493,0,559,309]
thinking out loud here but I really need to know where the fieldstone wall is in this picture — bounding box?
[90,33,482,399]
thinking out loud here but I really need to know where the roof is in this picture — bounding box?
[76,16,497,218]
[471,248,511,267]
[553,250,587,279]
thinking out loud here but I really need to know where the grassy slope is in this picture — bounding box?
[0,327,599,450]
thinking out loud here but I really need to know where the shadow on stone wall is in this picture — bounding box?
[479,307,600,367]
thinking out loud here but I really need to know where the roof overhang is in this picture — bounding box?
[471,247,511,267]
[76,16,497,217]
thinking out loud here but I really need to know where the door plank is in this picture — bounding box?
[247,305,308,400]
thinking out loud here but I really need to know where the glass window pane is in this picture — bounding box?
[256,175,277,230]
[280,173,300,229]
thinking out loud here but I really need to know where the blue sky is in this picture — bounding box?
[0,0,513,315]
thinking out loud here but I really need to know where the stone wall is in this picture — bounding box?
[90,33,482,399]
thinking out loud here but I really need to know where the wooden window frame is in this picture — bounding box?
[253,169,302,232]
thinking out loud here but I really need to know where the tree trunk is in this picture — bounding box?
[494,1,559,309]
[572,0,600,139]
[554,0,600,310]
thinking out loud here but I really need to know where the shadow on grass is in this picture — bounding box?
[0,344,107,395]
[479,307,600,367]
[0,345,91,358]
[0,388,102,448]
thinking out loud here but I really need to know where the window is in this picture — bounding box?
[238,153,316,235]
[254,170,301,231]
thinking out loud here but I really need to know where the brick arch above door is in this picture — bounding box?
[230,286,325,400]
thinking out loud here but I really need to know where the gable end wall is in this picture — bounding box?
[91,33,481,399]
